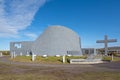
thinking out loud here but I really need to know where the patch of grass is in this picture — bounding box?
[0,62,12,72]
[0,72,120,80]
[116,53,120,57]
[0,74,59,80]
[102,56,120,61]
[0,50,10,55]
[11,56,32,62]
[11,55,120,64]
[66,56,87,59]
[11,56,86,64]
[78,71,120,80]
[36,56,63,64]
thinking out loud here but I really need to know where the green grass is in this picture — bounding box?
[11,55,120,64]
[11,56,33,62]
[102,56,120,61]
[11,56,86,64]
[0,50,10,55]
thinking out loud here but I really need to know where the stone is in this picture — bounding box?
[62,55,65,63]
[55,55,60,57]
[70,59,85,64]
[0,52,3,57]
[42,55,47,58]
[67,54,72,57]
[32,53,36,61]
[70,55,103,64]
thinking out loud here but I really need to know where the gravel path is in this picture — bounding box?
[0,56,120,72]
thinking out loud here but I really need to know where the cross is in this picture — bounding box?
[96,35,117,55]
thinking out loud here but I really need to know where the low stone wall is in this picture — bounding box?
[70,59,103,64]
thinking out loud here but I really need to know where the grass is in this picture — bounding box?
[0,74,59,80]
[0,50,10,55]
[11,56,33,62]
[11,56,87,64]
[78,72,120,80]
[1,58,120,80]
[0,70,120,80]
[11,55,120,64]
[102,56,120,61]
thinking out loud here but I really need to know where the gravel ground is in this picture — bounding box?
[0,56,120,74]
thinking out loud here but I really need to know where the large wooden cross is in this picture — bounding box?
[96,35,117,55]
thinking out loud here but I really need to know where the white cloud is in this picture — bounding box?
[24,33,38,39]
[0,0,47,37]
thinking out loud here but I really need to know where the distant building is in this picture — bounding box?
[82,46,120,55]
[10,25,82,56]
[82,48,94,55]
[103,46,120,54]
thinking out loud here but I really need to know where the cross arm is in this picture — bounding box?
[107,39,117,42]
[96,40,105,43]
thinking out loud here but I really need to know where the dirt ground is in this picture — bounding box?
[0,56,120,80]
[0,56,120,73]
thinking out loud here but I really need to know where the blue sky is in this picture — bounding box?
[0,0,120,50]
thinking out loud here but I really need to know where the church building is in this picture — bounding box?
[10,25,82,56]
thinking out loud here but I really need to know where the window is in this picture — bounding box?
[14,43,21,48]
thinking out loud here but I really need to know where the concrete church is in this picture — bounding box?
[10,25,82,56]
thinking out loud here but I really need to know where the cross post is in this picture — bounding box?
[96,35,117,55]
